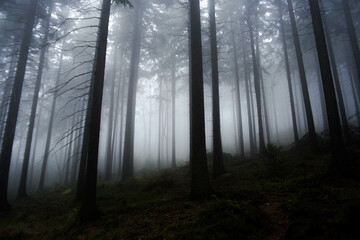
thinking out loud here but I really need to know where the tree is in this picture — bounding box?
[17,3,53,198]
[246,7,266,153]
[78,0,132,221]
[122,0,144,180]
[0,0,38,211]
[276,0,299,146]
[286,0,317,150]
[189,0,212,199]
[231,27,245,159]
[308,0,349,176]
[208,0,225,177]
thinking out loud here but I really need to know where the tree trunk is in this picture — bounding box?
[246,12,265,152]
[286,0,317,150]
[65,117,74,186]
[157,76,163,169]
[209,0,225,177]
[322,10,349,137]
[231,29,245,158]
[122,3,144,180]
[29,104,42,189]
[117,70,126,177]
[17,6,52,198]
[78,0,111,221]
[343,0,360,89]
[308,0,349,175]
[104,48,118,181]
[171,51,176,168]
[277,3,299,146]
[38,51,63,190]
[242,35,256,155]
[189,0,212,199]
[0,0,38,211]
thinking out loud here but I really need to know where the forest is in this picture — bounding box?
[0,0,359,239]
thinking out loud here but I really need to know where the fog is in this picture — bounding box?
[0,0,359,200]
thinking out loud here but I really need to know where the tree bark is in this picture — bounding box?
[171,51,176,168]
[246,11,265,152]
[231,29,245,158]
[286,0,317,150]
[122,3,144,180]
[343,0,360,89]
[189,0,212,199]
[277,3,299,146]
[209,0,225,177]
[0,0,38,211]
[17,6,52,198]
[78,0,111,221]
[241,35,256,155]
[308,0,349,175]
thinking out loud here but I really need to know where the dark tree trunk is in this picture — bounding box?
[0,54,16,145]
[231,29,245,158]
[314,50,329,131]
[246,12,265,152]
[122,3,143,180]
[17,6,52,198]
[242,35,256,156]
[209,0,225,177]
[322,10,349,137]
[78,0,111,221]
[65,117,75,186]
[189,0,212,199]
[171,52,176,168]
[38,51,63,190]
[277,3,299,146]
[308,0,349,175]
[286,0,317,150]
[0,0,38,211]
[343,0,360,88]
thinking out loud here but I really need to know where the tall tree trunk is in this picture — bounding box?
[122,3,143,180]
[78,0,111,221]
[65,117,75,186]
[0,54,16,145]
[104,48,118,181]
[209,0,225,177]
[0,0,38,211]
[308,0,349,175]
[277,3,299,146]
[231,29,245,158]
[231,90,239,153]
[117,72,126,176]
[75,98,86,200]
[17,6,52,198]
[322,10,349,137]
[29,104,42,189]
[343,0,360,88]
[189,0,212,199]
[39,51,63,190]
[157,76,163,169]
[242,36,256,155]
[246,11,265,152]
[171,51,176,168]
[286,0,317,150]
[314,50,329,131]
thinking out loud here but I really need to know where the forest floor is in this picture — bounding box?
[1,143,360,240]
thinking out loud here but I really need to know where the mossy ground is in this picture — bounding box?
[0,145,359,239]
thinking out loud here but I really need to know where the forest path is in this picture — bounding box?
[261,193,290,240]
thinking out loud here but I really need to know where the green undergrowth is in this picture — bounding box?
[0,145,359,239]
